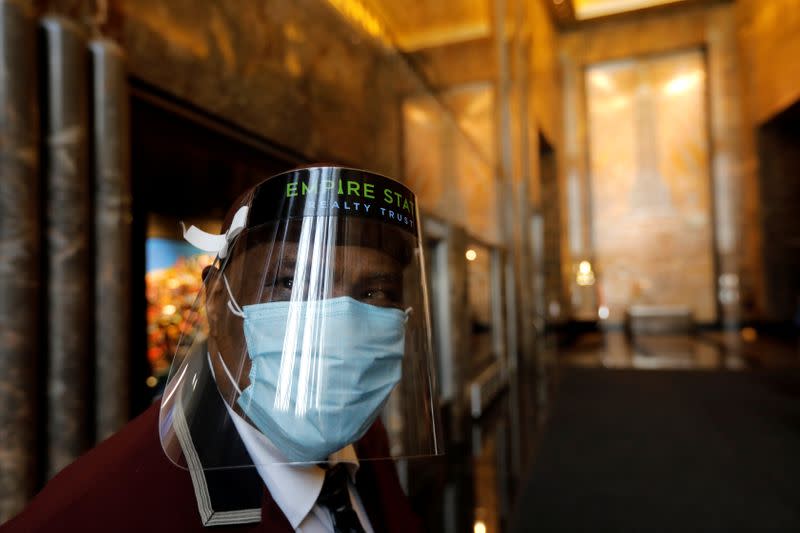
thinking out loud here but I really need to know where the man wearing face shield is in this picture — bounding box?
[2,167,442,532]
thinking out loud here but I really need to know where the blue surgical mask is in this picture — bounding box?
[222,294,407,463]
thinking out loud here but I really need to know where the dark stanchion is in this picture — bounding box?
[41,16,92,479]
[90,37,132,442]
[0,0,39,521]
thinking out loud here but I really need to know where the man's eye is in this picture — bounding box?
[363,288,400,307]
[279,277,294,289]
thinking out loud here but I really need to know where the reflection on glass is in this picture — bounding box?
[471,419,503,533]
[467,242,493,378]
[145,238,214,390]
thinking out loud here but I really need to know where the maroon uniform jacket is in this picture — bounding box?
[2,359,424,532]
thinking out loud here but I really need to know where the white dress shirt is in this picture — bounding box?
[221,394,375,532]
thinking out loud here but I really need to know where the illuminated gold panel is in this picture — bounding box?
[574,0,685,20]
[587,50,716,322]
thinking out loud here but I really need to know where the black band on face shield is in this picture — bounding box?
[247,167,418,236]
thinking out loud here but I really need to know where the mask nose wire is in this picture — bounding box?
[222,273,245,318]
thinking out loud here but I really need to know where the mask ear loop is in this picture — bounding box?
[216,351,243,396]
[222,274,245,318]
[404,306,413,324]
[217,275,244,396]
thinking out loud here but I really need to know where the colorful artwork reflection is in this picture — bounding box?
[145,238,214,390]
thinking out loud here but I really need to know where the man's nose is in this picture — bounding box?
[330,283,354,299]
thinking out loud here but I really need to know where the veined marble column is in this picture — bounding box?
[41,16,91,478]
[90,38,132,442]
[0,0,39,521]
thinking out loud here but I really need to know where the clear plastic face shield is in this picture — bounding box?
[159,167,443,468]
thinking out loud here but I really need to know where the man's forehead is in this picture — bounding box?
[238,241,402,270]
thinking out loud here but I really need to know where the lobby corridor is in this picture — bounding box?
[512,334,800,532]
[3,1,800,530]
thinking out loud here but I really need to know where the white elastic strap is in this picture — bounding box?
[222,274,245,318]
[216,352,243,396]
[404,306,413,324]
[181,223,227,254]
[180,206,249,259]
[227,206,249,239]
[206,352,217,381]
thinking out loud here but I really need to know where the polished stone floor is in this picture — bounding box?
[560,329,800,370]
[415,329,800,533]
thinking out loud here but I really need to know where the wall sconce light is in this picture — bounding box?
[576,260,595,286]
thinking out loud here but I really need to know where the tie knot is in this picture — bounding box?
[318,464,350,507]
[317,464,365,533]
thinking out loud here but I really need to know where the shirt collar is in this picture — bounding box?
[221,391,360,529]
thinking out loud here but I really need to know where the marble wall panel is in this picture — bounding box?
[409,37,496,89]
[508,2,533,361]
[706,5,761,324]
[118,0,398,175]
[446,224,471,426]
[526,0,569,324]
[0,0,39,521]
[403,85,500,245]
[736,0,800,125]
[91,38,132,441]
[539,138,567,323]
[403,96,447,210]
[41,15,92,478]
[530,0,561,150]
